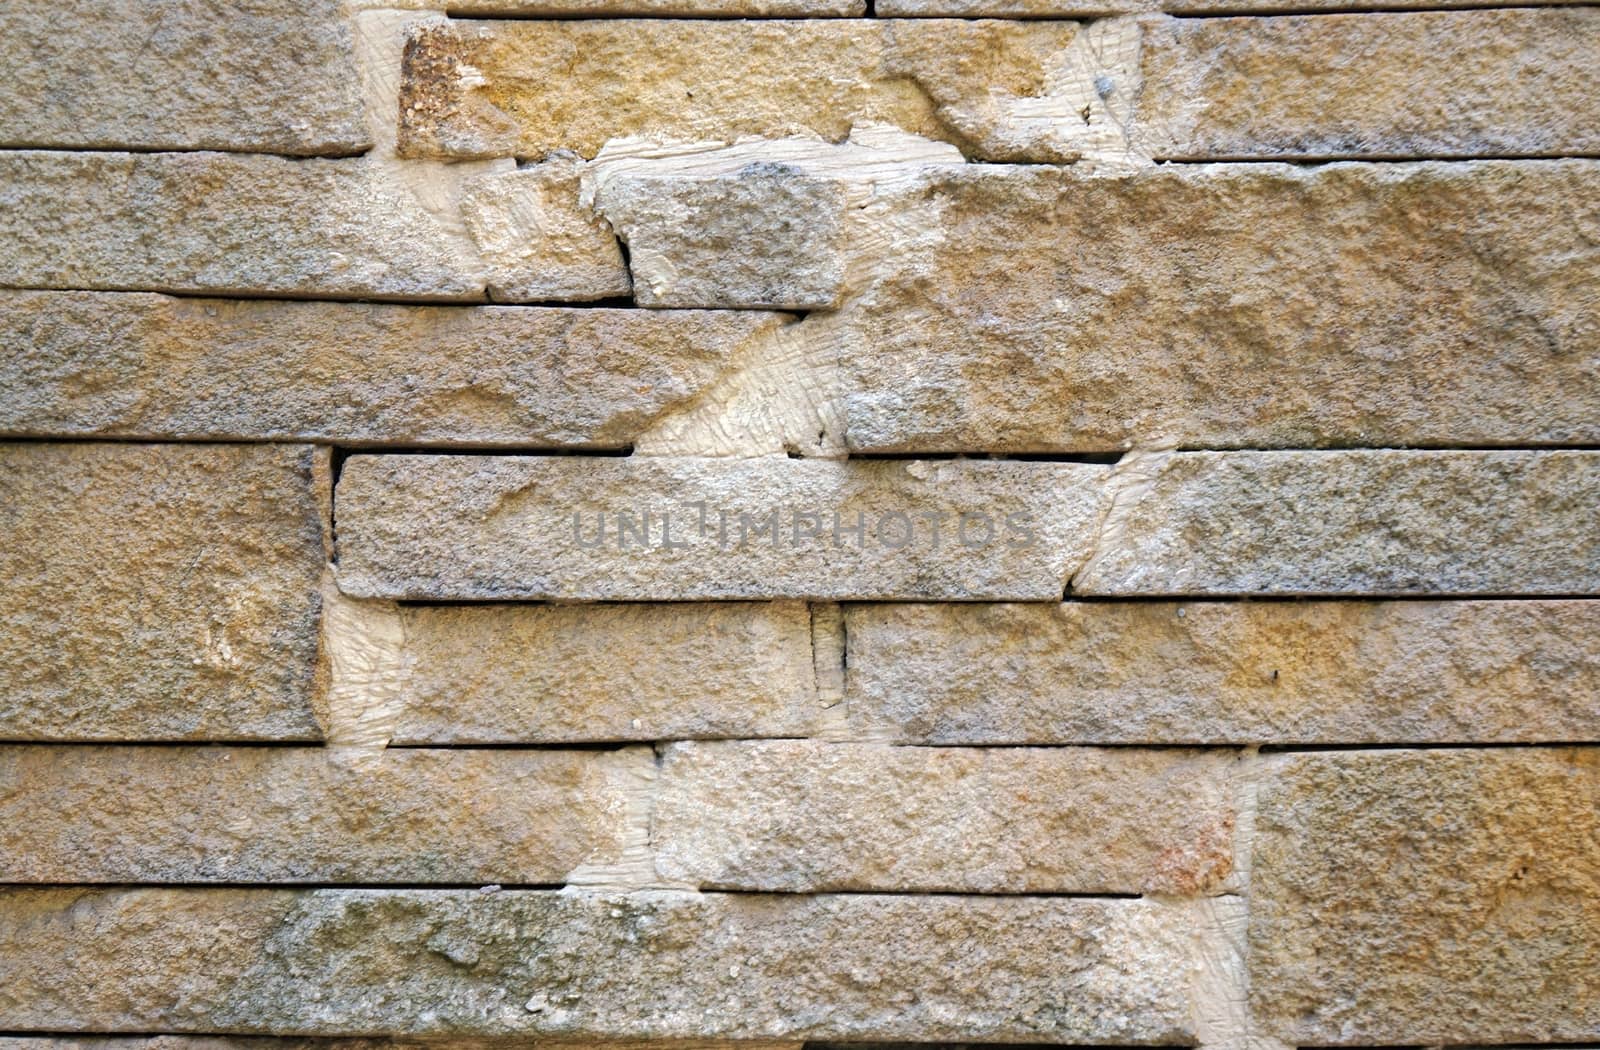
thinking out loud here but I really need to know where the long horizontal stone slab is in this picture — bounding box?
[396,12,1600,163]
[0,152,627,301]
[458,0,861,11]
[0,443,325,742]
[397,19,1104,162]
[393,602,819,743]
[0,888,1199,1041]
[1073,451,1600,596]
[0,0,368,155]
[0,1040,806,1050]
[844,600,1600,744]
[1137,9,1600,160]
[1250,748,1600,1043]
[882,0,1586,11]
[0,747,642,884]
[334,456,1106,601]
[0,291,781,445]
[810,159,1600,452]
[654,740,1238,894]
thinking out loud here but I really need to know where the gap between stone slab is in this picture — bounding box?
[0,282,490,306]
[1156,150,1600,164]
[0,143,371,159]
[1169,1,1579,18]
[1258,740,1600,753]
[0,882,567,891]
[1062,591,1600,602]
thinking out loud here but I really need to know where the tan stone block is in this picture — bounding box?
[0,0,367,154]
[394,601,819,743]
[334,455,1107,601]
[1138,10,1600,159]
[844,600,1600,744]
[0,1043,805,1050]
[1250,748,1600,1043]
[0,152,626,301]
[600,167,851,309]
[0,291,783,445]
[654,740,1239,894]
[0,747,643,883]
[0,443,323,742]
[397,19,1102,162]
[458,157,632,302]
[0,888,1200,1041]
[829,160,1600,452]
[1072,451,1600,596]
[459,0,861,11]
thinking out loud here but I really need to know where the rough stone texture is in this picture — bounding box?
[887,0,1586,13]
[1250,749,1600,1044]
[844,600,1600,745]
[0,1041,805,1050]
[457,0,861,11]
[1138,10,1600,160]
[602,168,851,309]
[0,0,368,155]
[458,157,633,301]
[0,151,627,301]
[394,602,819,743]
[830,160,1600,452]
[335,456,1108,601]
[397,19,1105,162]
[0,443,324,742]
[654,740,1238,894]
[1073,451,1600,596]
[0,888,1199,1042]
[0,747,642,884]
[0,291,784,446]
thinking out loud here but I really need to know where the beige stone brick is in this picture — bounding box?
[0,152,626,301]
[1138,9,1600,159]
[334,455,1107,601]
[847,600,1600,744]
[1250,748,1600,1043]
[0,291,782,446]
[832,160,1600,452]
[397,19,1102,162]
[654,740,1239,893]
[1072,451,1600,596]
[0,443,324,742]
[393,601,819,743]
[0,0,367,155]
[0,747,644,884]
[0,888,1201,1041]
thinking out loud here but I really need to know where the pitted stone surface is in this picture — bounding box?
[1250,749,1600,1044]
[397,19,1103,162]
[335,455,1108,601]
[1071,451,1600,596]
[0,152,625,301]
[0,747,643,883]
[654,740,1238,893]
[834,160,1600,452]
[0,443,324,742]
[393,602,819,743]
[0,0,368,154]
[843,600,1600,744]
[0,291,782,446]
[1137,10,1600,160]
[0,889,1200,1042]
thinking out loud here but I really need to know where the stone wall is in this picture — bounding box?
[1,2,1597,1050]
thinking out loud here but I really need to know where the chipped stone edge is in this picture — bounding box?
[317,571,410,751]
[1069,447,1170,593]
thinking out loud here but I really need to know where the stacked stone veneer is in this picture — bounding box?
[1,3,1597,1050]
